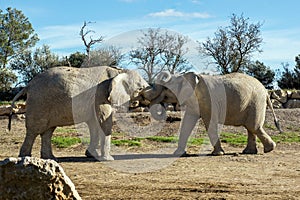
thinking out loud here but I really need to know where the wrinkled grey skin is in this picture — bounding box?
[137,71,281,156]
[9,66,148,160]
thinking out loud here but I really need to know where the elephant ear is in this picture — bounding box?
[108,73,130,106]
[182,72,199,89]
[176,72,199,105]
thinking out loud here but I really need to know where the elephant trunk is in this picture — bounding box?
[142,84,164,101]
[156,71,172,84]
[130,84,164,108]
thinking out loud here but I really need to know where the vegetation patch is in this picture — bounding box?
[264,123,277,130]
[145,136,177,143]
[188,137,206,146]
[50,131,299,149]
[112,139,142,147]
[0,100,25,106]
[220,132,248,146]
[0,101,10,106]
[55,127,78,134]
[272,132,300,143]
[51,136,81,148]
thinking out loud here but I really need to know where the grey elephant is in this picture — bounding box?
[9,66,148,160]
[135,71,282,156]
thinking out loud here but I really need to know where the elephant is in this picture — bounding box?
[9,66,148,160]
[135,71,282,156]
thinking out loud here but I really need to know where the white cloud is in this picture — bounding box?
[148,9,212,19]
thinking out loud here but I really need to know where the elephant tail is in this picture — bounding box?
[8,87,27,131]
[266,94,283,133]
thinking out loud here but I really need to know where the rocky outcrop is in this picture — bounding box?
[0,103,26,116]
[284,99,300,109]
[269,90,300,108]
[0,105,11,116]
[0,157,81,200]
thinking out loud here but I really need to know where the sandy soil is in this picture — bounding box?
[0,109,299,199]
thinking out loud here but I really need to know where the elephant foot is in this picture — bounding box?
[85,150,93,158]
[85,149,100,158]
[264,141,276,153]
[173,148,187,157]
[211,148,225,156]
[242,146,258,154]
[18,152,31,158]
[99,155,114,161]
[41,153,56,160]
[85,150,114,161]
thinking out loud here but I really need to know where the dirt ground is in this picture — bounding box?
[0,109,300,199]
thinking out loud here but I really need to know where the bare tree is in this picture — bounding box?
[199,14,263,74]
[130,28,191,83]
[81,46,124,67]
[161,32,192,74]
[79,21,104,66]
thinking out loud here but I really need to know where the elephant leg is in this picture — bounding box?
[99,133,114,161]
[85,118,101,158]
[19,131,38,157]
[255,126,276,153]
[242,129,258,154]
[40,127,56,159]
[99,113,114,161]
[206,121,224,156]
[174,112,199,156]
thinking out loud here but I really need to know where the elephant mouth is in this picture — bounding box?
[130,94,151,108]
[129,88,151,108]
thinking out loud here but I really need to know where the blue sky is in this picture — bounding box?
[1,0,300,71]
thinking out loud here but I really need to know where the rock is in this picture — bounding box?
[284,99,300,108]
[0,157,81,200]
[130,107,146,112]
[0,103,26,116]
[0,105,11,116]
[291,90,300,99]
[271,90,288,103]
[14,103,26,114]
[271,99,283,109]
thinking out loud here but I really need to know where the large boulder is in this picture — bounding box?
[0,105,11,116]
[284,99,300,108]
[0,103,26,116]
[291,90,300,99]
[0,157,81,200]
[271,90,288,103]
[271,99,283,109]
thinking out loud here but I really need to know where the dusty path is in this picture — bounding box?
[56,143,300,200]
[0,109,299,199]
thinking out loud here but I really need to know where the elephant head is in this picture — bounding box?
[137,71,199,120]
[108,70,149,109]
